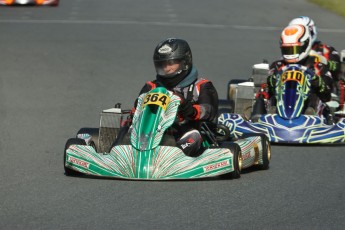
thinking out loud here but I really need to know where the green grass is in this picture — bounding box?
[308,0,345,17]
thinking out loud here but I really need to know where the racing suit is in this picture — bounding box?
[267,55,332,111]
[312,40,341,82]
[135,74,218,157]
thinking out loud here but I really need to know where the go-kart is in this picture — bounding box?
[0,0,59,6]
[218,52,345,144]
[64,87,270,180]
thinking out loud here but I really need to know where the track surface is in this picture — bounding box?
[1,0,345,229]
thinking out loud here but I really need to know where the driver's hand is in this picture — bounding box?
[173,92,196,119]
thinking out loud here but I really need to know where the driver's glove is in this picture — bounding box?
[174,92,196,119]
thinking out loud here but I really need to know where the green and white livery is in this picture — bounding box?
[64,87,270,180]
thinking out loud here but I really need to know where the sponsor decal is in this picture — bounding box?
[181,142,190,149]
[242,151,251,161]
[180,138,195,149]
[68,156,90,169]
[203,160,230,172]
[158,44,172,54]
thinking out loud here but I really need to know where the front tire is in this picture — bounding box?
[257,134,271,170]
[77,128,99,152]
[63,138,86,176]
[219,142,242,179]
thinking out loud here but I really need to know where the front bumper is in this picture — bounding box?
[219,113,345,144]
[65,144,235,180]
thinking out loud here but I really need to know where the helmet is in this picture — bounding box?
[280,25,312,63]
[288,16,317,44]
[153,38,193,87]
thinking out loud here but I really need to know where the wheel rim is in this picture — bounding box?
[238,150,243,171]
[266,140,271,161]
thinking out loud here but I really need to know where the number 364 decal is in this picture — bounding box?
[143,93,171,110]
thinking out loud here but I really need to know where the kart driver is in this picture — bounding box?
[267,24,332,115]
[288,16,342,87]
[134,38,219,157]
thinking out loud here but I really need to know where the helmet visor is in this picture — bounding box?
[154,59,184,77]
[281,45,305,55]
[281,40,309,56]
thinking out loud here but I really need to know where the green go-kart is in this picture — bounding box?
[64,87,270,180]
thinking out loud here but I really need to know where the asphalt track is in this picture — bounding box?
[1,0,345,229]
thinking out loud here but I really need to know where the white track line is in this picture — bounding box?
[0,19,345,33]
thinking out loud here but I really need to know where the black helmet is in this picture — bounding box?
[153,38,193,88]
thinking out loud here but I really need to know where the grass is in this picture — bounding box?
[308,0,345,18]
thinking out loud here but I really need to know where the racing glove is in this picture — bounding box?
[267,74,276,98]
[174,92,196,119]
[179,99,195,119]
[308,72,332,102]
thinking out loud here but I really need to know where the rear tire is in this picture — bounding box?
[64,138,86,176]
[251,96,267,121]
[241,133,270,170]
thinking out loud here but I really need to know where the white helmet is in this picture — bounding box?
[288,16,317,44]
[280,24,312,63]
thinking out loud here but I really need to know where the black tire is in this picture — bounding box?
[63,138,86,176]
[215,124,231,142]
[257,134,271,170]
[77,128,99,152]
[219,142,242,179]
[241,133,270,170]
[251,95,267,121]
[218,99,235,115]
